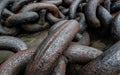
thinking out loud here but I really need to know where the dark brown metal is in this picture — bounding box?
[11,0,34,12]
[49,20,68,33]
[52,56,68,75]
[0,48,35,75]
[112,13,120,40]
[0,36,28,52]
[69,0,82,19]
[5,12,39,27]
[64,42,102,63]
[0,0,18,35]
[21,9,49,33]
[41,0,63,6]
[78,13,87,33]
[0,41,101,75]
[47,13,62,24]
[97,6,112,27]
[85,0,105,28]
[97,6,112,36]
[59,6,69,15]
[25,20,80,75]
[20,3,60,18]
[81,41,120,75]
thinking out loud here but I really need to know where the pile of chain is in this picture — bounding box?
[0,0,120,75]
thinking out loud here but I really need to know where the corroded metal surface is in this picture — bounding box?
[0,0,119,75]
[0,48,35,75]
[0,36,27,52]
[81,41,120,75]
[25,20,80,75]
[64,42,102,63]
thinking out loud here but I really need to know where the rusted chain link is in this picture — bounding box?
[0,0,120,75]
